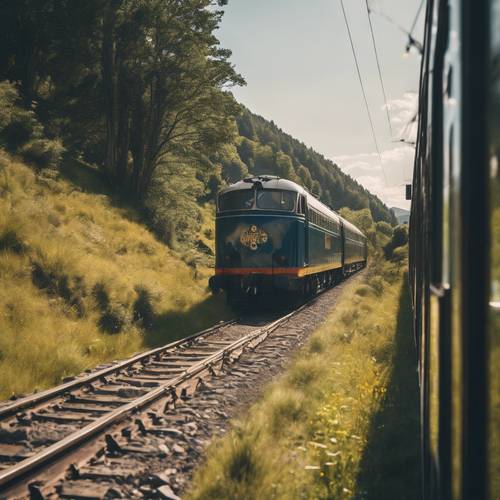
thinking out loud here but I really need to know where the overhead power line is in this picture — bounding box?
[409,0,425,37]
[368,3,424,54]
[365,0,393,140]
[338,0,388,185]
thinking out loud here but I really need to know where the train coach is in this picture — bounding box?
[409,0,499,498]
[209,175,367,304]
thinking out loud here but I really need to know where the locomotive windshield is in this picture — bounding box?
[256,190,295,211]
[218,190,255,211]
[218,189,296,212]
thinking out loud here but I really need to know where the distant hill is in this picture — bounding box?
[216,107,398,226]
[391,207,410,225]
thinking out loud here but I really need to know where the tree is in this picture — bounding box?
[98,0,245,197]
[0,0,245,200]
[384,225,409,259]
[297,164,313,189]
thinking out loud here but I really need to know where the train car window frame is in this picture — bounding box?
[256,189,296,212]
[325,234,333,250]
[298,195,306,215]
[218,190,255,212]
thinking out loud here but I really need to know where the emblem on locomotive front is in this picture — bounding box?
[240,225,268,251]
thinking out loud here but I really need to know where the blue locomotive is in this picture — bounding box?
[209,175,367,303]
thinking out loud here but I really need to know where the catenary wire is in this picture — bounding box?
[338,0,388,185]
[365,0,394,139]
[368,3,424,54]
[409,0,425,37]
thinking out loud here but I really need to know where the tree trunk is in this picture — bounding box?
[116,61,130,185]
[101,2,119,179]
[130,89,145,196]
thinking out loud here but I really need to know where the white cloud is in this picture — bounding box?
[328,90,418,210]
[331,144,414,209]
[384,91,418,142]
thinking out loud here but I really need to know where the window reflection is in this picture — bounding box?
[256,190,296,211]
[488,1,500,494]
[218,190,255,211]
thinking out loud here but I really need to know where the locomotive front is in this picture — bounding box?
[209,176,305,301]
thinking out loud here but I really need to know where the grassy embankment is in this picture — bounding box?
[0,151,230,399]
[188,258,421,499]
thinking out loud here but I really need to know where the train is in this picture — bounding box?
[209,175,367,304]
[409,0,499,499]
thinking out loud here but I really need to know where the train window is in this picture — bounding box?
[325,234,332,250]
[218,190,255,211]
[256,190,296,211]
[488,151,500,499]
[298,195,306,215]
[488,8,500,495]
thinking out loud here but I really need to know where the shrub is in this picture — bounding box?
[133,286,155,329]
[1,111,43,151]
[376,221,393,237]
[92,282,110,310]
[0,81,18,130]
[309,336,325,353]
[20,138,64,170]
[355,285,373,297]
[268,388,305,435]
[0,212,26,253]
[0,80,63,169]
[368,276,384,296]
[288,359,321,388]
[0,82,43,151]
[384,225,409,260]
[98,305,130,334]
[392,245,408,264]
[228,438,259,483]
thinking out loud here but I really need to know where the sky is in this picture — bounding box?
[217,0,424,209]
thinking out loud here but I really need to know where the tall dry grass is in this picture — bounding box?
[187,260,420,499]
[0,152,229,398]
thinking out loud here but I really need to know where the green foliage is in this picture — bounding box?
[0,82,42,151]
[216,143,249,184]
[20,138,64,170]
[0,0,244,198]
[145,159,206,250]
[0,1,396,250]
[376,221,393,237]
[0,81,64,169]
[0,81,19,130]
[384,226,409,260]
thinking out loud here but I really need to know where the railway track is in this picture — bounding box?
[0,294,324,498]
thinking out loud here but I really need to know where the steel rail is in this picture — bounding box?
[0,319,236,420]
[0,308,301,490]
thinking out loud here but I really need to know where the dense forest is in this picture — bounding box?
[0,0,396,252]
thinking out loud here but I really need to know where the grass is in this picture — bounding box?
[0,152,230,399]
[187,259,421,499]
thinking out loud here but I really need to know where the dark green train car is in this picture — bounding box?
[209,176,367,301]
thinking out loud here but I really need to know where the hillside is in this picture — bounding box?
[0,152,229,399]
[214,107,397,226]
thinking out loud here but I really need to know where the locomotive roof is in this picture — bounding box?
[220,176,304,194]
[220,176,366,239]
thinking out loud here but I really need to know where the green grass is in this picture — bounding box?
[187,260,420,499]
[0,151,231,399]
